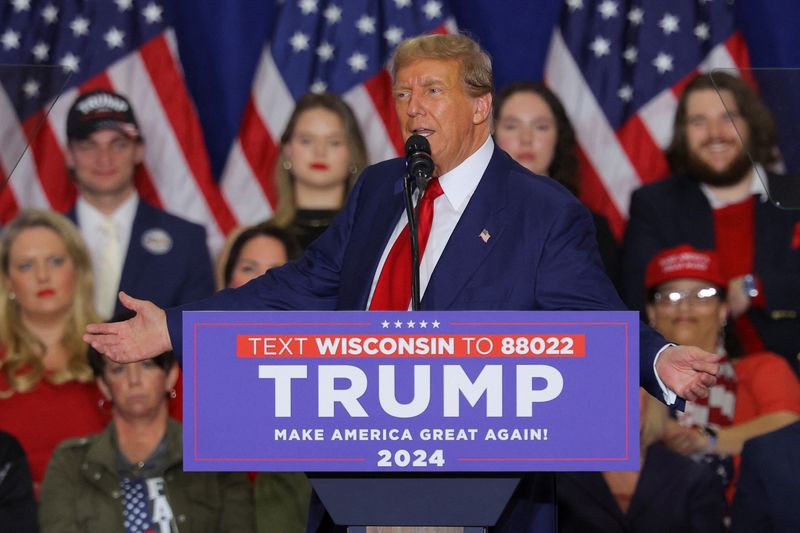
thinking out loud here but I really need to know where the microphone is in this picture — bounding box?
[405,134,434,193]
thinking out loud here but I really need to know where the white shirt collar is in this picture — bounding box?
[76,192,139,237]
[700,164,768,209]
[437,135,494,213]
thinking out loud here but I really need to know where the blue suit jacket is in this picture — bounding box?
[69,199,215,314]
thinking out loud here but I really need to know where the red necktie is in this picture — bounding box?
[369,178,444,310]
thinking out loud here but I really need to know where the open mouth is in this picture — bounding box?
[411,128,434,137]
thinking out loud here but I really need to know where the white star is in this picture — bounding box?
[298,0,317,15]
[104,27,125,49]
[406,320,416,328]
[623,45,637,64]
[347,51,368,72]
[652,52,674,74]
[142,2,163,24]
[316,41,334,61]
[394,320,403,328]
[1,30,20,51]
[59,52,80,73]
[432,320,440,328]
[11,0,30,13]
[589,36,611,58]
[627,7,644,26]
[32,41,49,62]
[597,0,618,20]
[381,320,390,329]
[566,0,583,12]
[22,79,39,98]
[422,0,442,19]
[394,0,412,8]
[694,23,710,41]
[356,15,375,35]
[658,13,680,35]
[323,4,341,24]
[309,80,327,93]
[617,84,633,102]
[289,31,310,52]
[419,320,428,328]
[70,16,90,37]
[384,26,404,46]
[41,3,58,23]
[115,0,133,11]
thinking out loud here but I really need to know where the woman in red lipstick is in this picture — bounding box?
[494,82,621,289]
[0,209,108,493]
[272,92,368,250]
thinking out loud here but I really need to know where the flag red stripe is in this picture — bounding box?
[0,168,18,224]
[21,113,75,213]
[238,97,280,209]
[138,35,237,233]
[363,70,404,155]
[616,115,671,185]
[576,147,626,241]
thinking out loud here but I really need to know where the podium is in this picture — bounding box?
[183,310,639,531]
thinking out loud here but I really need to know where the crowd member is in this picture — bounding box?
[271,92,368,250]
[216,223,302,290]
[644,245,800,500]
[732,421,800,532]
[0,430,38,532]
[494,81,620,287]
[623,72,800,375]
[556,389,725,532]
[65,89,214,319]
[0,209,108,491]
[84,33,721,532]
[39,327,254,533]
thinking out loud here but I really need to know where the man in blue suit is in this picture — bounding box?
[65,89,214,318]
[85,33,720,531]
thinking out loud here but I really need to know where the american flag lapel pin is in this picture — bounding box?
[479,228,491,244]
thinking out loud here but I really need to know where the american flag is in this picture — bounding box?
[0,0,235,252]
[544,0,751,238]
[220,0,454,226]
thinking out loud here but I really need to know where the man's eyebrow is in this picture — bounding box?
[393,76,446,91]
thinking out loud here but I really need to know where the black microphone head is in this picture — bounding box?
[405,134,434,191]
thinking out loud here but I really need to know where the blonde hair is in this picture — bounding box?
[272,92,368,227]
[0,209,99,396]
[390,33,494,98]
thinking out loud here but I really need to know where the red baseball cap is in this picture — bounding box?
[645,245,726,289]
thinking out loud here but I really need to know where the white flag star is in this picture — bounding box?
[589,36,611,58]
[104,27,126,49]
[384,26,404,46]
[658,13,680,35]
[422,0,442,20]
[694,23,710,41]
[323,4,341,24]
[11,0,31,13]
[597,0,618,20]
[289,31,310,52]
[356,15,376,35]
[298,0,317,15]
[115,0,133,11]
[22,79,40,98]
[70,16,90,37]
[32,41,49,62]
[394,0,412,8]
[60,52,80,73]
[627,7,644,26]
[316,42,334,61]
[310,80,327,93]
[566,0,584,12]
[623,45,637,64]
[41,3,58,23]
[617,84,633,102]
[142,2,163,24]
[652,52,674,74]
[1,30,20,51]
[348,51,368,72]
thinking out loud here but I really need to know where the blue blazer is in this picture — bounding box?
[69,199,215,315]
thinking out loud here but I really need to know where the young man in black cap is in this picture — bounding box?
[66,89,214,318]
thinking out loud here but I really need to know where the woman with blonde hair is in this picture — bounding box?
[0,208,108,490]
[271,92,368,250]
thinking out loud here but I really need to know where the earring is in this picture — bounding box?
[282,159,293,170]
[169,389,177,399]
[98,398,112,411]
[8,292,15,301]
[349,164,358,175]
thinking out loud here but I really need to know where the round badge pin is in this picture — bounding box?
[141,228,173,255]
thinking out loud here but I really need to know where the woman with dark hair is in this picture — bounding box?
[494,82,621,287]
[216,223,302,290]
[272,92,368,250]
[39,322,255,532]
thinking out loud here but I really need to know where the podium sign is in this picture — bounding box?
[183,310,639,472]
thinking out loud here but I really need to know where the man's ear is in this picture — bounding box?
[472,92,493,125]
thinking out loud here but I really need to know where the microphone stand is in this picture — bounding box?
[403,174,422,311]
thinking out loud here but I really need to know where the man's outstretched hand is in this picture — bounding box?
[656,345,722,402]
[83,292,172,363]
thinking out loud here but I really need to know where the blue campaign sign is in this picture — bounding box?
[182,310,639,472]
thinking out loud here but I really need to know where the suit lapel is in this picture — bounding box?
[117,201,150,298]
[422,147,509,310]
